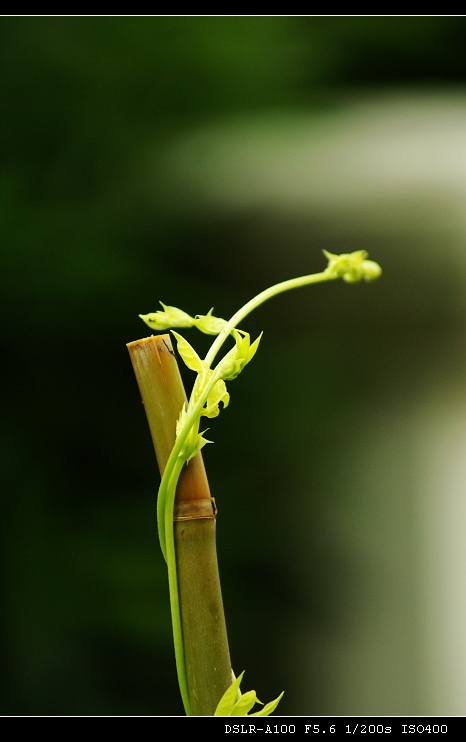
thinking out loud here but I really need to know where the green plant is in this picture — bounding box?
[128,249,381,716]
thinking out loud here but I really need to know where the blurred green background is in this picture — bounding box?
[2,17,466,715]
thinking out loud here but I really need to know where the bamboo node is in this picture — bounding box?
[173,498,217,521]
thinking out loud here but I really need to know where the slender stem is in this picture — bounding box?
[157,367,222,558]
[159,269,337,554]
[130,253,380,716]
[205,269,335,367]
[149,270,337,711]
[164,456,192,715]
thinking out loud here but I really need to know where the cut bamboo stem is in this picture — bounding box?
[127,333,232,715]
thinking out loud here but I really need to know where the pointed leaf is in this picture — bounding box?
[159,302,194,328]
[246,332,263,364]
[185,432,212,462]
[194,308,228,335]
[139,312,173,331]
[249,692,284,717]
[171,331,205,373]
[214,672,245,716]
[230,690,261,716]
[139,303,194,331]
[232,329,250,360]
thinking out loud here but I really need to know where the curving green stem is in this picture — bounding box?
[205,268,334,367]
[158,267,340,715]
[157,366,223,561]
[155,251,382,715]
[163,456,192,715]
[158,267,341,559]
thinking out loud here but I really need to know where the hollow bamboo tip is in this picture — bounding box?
[127,333,174,368]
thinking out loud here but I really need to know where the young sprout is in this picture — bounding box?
[214,672,284,717]
[138,249,381,715]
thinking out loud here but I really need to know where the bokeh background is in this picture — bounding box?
[2,16,466,715]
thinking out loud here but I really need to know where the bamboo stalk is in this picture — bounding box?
[127,334,232,715]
